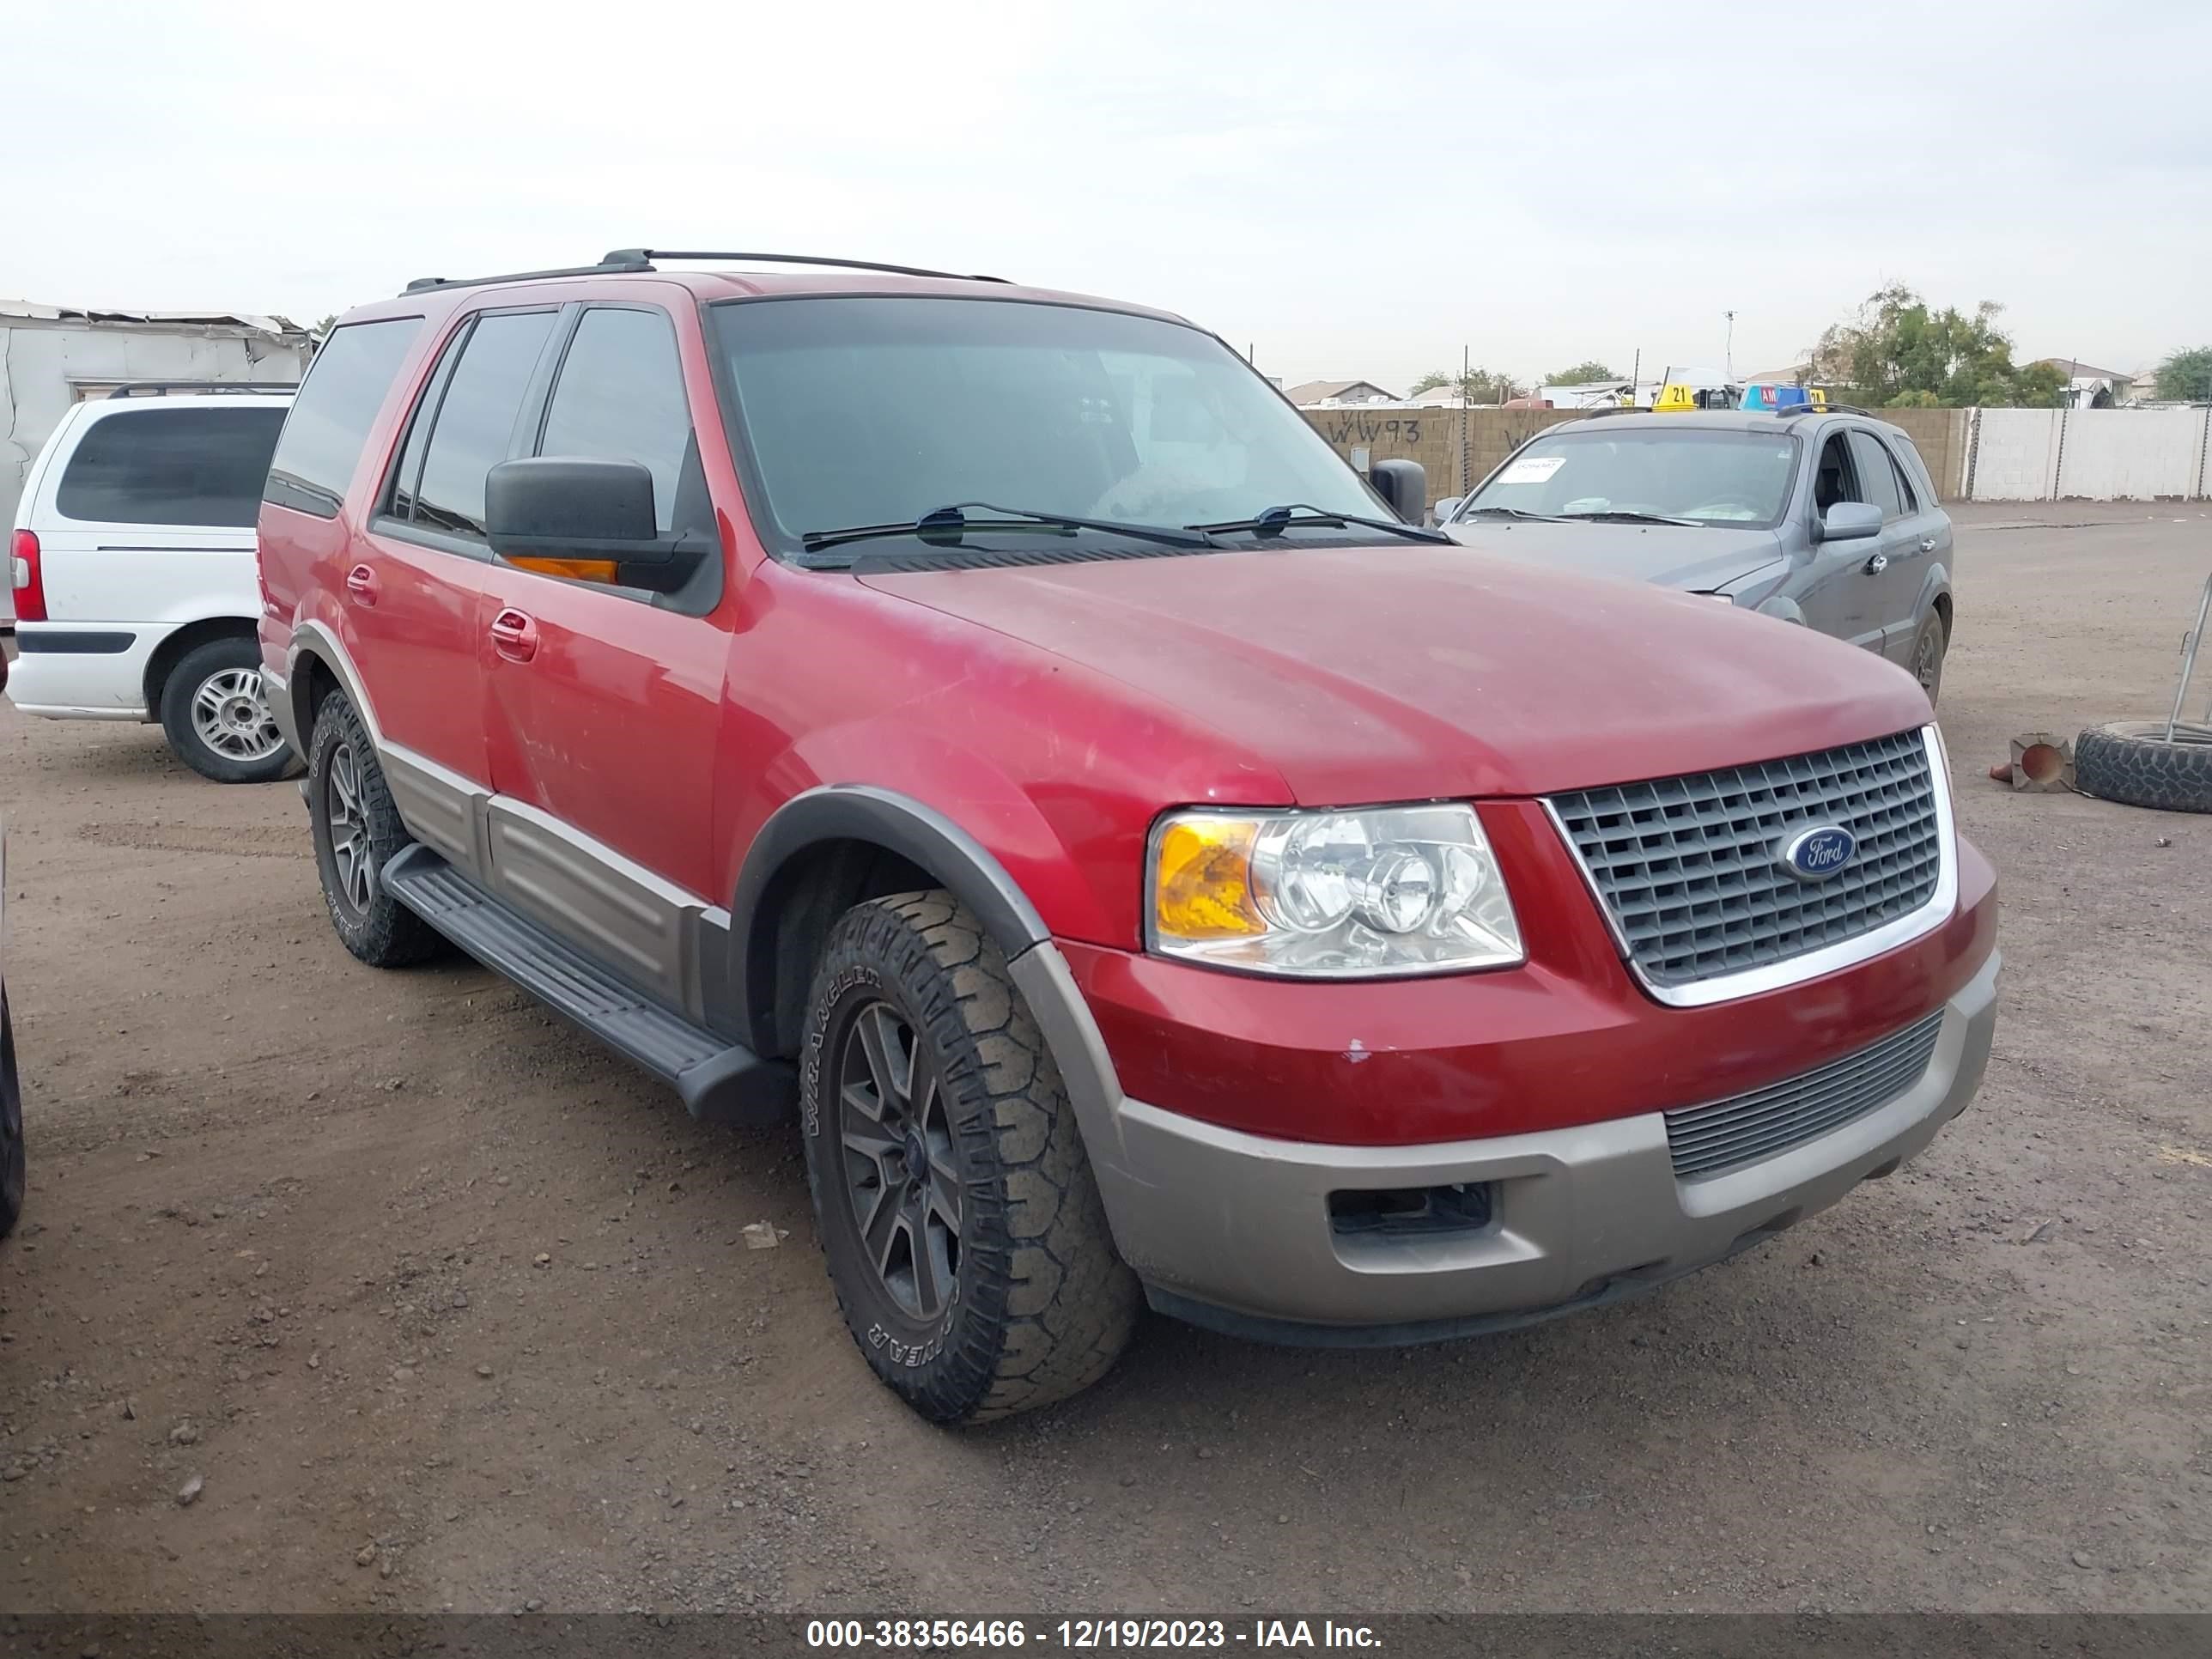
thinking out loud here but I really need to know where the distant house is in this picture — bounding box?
[1282,378,1399,406]
[2031,358,2133,410]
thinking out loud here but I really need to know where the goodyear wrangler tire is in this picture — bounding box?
[2074,720,2212,814]
[800,891,1139,1422]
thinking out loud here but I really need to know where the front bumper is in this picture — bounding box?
[1090,950,1998,1342]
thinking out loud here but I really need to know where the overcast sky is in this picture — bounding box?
[11,1,2207,390]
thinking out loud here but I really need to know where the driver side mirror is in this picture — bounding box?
[1817,501,1883,544]
[1368,459,1427,523]
[485,458,705,590]
[1429,495,1463,526]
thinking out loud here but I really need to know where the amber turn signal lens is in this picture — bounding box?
[1152,817,1264,940]
[508,556,620,584]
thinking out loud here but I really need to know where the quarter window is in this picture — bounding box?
[58,406,286,527]
[538,307,702,535]
[412,311,558,539]
[264,318,422,518]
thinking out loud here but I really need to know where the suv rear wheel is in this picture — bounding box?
[159,636,293,785]
[801,892,1139,1422]
[307,696,447,968]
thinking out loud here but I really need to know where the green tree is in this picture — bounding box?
[1808,284,2063,407]
[1546,360,1620,385]
[1410,367,1524,403]
[2154,345,2212,402]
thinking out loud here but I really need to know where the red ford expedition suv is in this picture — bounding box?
[258,250,1999,1423]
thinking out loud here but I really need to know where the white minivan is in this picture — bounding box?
[7,384,296,782]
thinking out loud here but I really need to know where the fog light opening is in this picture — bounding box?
[1328,1182,1493,1239]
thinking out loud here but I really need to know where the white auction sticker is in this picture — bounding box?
[1498,455,1566,484]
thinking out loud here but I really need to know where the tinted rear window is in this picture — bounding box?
[264,318,423,518]
[55,406,287,527]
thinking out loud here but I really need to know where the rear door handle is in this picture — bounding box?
[1918,536,1936,553]
[489,607,539,663]
[1863,553,1889,574]
[343,563,380,606]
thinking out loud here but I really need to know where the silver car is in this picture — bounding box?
[1437,408,1954,700]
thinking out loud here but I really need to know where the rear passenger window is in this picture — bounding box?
[1846,431,1905,520]
[265,318,422,518]
[411,311,558,539]
[57,407,286,526]
[538,307,702,535]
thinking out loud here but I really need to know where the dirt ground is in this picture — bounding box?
[1,501,2208,1616]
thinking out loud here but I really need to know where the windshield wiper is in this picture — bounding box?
[1188,504,1450,544]
[1559,509,1704,528]
[802,501,1214,553]
[1453,505,1566,523]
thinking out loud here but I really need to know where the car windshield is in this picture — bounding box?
[710,296,1382,556]
[1462,428,1800,527]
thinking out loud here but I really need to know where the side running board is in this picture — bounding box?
[380,844,794,1125]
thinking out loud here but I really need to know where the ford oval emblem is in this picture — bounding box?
[1780,824,1857,881]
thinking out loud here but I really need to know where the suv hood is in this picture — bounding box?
[1443,519,1784,592]
[858,544,1929,804]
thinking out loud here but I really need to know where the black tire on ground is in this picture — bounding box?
[800,891,1140,1423]
[157,635,295,785]
[1907,611,1948,705]
[2073,720,2212,814]
[0,991,23,1239]
[307,695,448,967]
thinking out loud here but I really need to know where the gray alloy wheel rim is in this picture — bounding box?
[836,1000,963,1324]
[191,667,284,763]
[325,741,375,918]
[1915,625,1943,692]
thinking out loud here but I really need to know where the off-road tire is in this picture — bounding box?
[0,991,23,1239]
[800,891,1139,1422]
[307,695,447,966]
[1907,611,1948,705]
[158,636,294,785]
[2074,720,2212,814]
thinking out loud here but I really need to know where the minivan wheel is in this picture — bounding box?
[800,892,1139,1423]
[1908,612,1948,704]
[159,636,293,784]
[307,696,447,968]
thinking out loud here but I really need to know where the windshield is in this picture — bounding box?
[1462,428,1800,528]
[710,297,1382,555]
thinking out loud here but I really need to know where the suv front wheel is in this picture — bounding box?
[307,696,447,968]
[801,892,1139,1422]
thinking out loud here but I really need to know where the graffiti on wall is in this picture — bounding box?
[1318,412,1421,447]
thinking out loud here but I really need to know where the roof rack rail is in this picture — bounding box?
[599,248,1012,283]
[400,249,1012,296]
[403,258,653,295]
[103,381,300,399]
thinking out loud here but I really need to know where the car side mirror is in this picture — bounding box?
[1368,459,1427,523]
[1817,501,1883,544]
[1429,495,1463,526]
[485,458,705,589]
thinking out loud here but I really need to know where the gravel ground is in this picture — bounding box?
[0,502,2207,1614]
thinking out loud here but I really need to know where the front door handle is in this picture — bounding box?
[489,607,539,663]
[343,563,380,606]
[1918,536,1936,553]
[1864,552,1889,574]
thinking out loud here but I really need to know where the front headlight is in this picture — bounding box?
[1147,803,1523,978]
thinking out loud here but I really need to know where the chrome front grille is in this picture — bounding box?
[1663,1012,1946,1179]
[1548,729,1945,993]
